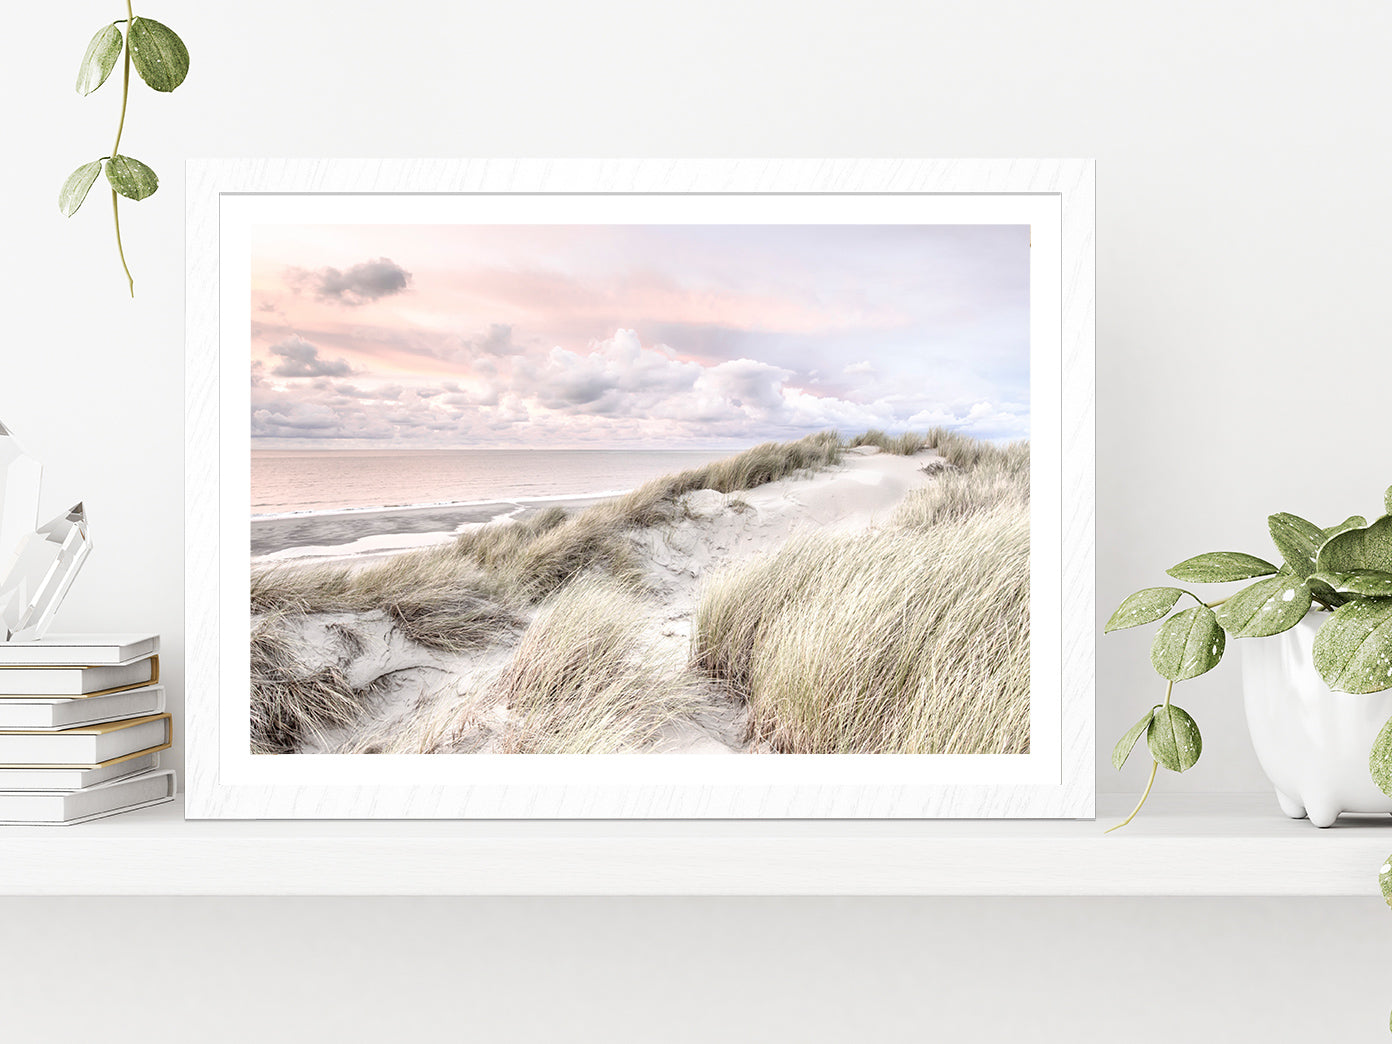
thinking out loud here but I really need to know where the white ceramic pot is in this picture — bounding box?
[1240,612,1392,827]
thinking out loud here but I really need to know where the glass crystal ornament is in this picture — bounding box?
[0,421,42,569]
[0,503,92,642]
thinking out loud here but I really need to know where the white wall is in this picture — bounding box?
[3,2,1390,1040]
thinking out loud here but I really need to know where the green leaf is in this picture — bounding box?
[1312,599,1392,694]
[1305,573,1350,610]
[1166,551,1278,584]
[1215,576,1312,637]
[1325,515,1367,540]
[104,156,159,201]
[1104,588,1185,633]
[128,17,189,92]
[58,160,104,217]
[1380,848,1392,910]
[1309,570,1392,598]
[1147,704,1202,772]
[1371,717,1392,799]
[1112,709,1156,770]
[1267,513,1325,580]
[1317,515,1392,575]
[1386,486,1392,516]
[1150,606,1226,681]
[76,23,123,95]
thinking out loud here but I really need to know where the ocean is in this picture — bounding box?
[251,448,741,518]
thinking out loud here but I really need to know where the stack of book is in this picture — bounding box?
[0,633,174,825]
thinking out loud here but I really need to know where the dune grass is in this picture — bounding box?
[896,439,1030,528]
[250,612,381,754]
[692,501,1029,755]
[251,545,523,652]
[849,429,930,455]
[497,579,700,754]
[252,426,1025,756]
[692,432,1031,755]
[249,431,846,752]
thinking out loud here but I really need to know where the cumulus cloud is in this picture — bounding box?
[268,335,353,378]
[297,257,412,306]
[843,360,873,375]
[250,327,1025,447]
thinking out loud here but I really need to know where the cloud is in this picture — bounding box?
[303,257,412,305]
[843,360,873,375]
[334,382,402,401]
[268,335,353,378]
[250,328,1027,447]
[469,323,521,356]
[251,402,340,434]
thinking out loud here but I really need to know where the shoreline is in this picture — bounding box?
[252,487,635,523]
[251,493,620,560]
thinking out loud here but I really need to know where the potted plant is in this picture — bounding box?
[1107,484,1392,1035]
[1106,483,1392,832]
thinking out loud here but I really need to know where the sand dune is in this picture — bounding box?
[263,445,940,755]
[252,430,1031,758]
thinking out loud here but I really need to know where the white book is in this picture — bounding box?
[0,654,158,696]
[0,751,160,790]
[0,713,171,767]
[0,685,166,730]
[0,634,159,666]
[0,768,176,825]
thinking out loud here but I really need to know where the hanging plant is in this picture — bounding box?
[59,4,189,297]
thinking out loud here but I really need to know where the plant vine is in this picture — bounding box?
[60,4,189,297]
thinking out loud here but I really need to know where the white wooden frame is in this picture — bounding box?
[185,158,1095,820]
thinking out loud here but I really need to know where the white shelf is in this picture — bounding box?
[0,794,1387,896]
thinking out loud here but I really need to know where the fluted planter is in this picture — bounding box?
[1240,612,1392,827]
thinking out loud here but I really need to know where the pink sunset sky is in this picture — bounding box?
[249,224,1029,449]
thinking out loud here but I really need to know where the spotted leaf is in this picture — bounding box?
[128,17,189,92]
[1267,513,1325,580]
[1166,552,1277,584]
[1147,704,1202,772]
[1150,606,1225,681]
[1215,576,1312,638]
[76,23,123,95]
[1105,588,1185,633]
[1313,599,1392,694]
[1112,708,1156,770]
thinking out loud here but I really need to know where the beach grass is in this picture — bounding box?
[895,438,1030,527]
[498,579,700,754]
[250,611,378,754]
[251,546,523,652]
[251,426,1027,755]
[849,429,930,455]
[691,438,1031,755]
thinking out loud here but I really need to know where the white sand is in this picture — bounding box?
[266,447,937,755]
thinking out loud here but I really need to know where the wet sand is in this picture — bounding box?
[251,495,616,558]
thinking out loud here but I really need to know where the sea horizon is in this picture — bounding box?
[251,446,750,518]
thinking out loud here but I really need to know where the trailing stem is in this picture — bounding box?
[1106,679,1174,833]
[112,0,135,296]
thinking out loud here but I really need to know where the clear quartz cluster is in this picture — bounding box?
[0,423,91,642]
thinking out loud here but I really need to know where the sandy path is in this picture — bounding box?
[638,446,936,752]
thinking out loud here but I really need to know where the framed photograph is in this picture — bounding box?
[185,158,1094,819]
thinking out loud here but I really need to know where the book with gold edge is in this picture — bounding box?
[0,713,171,767]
